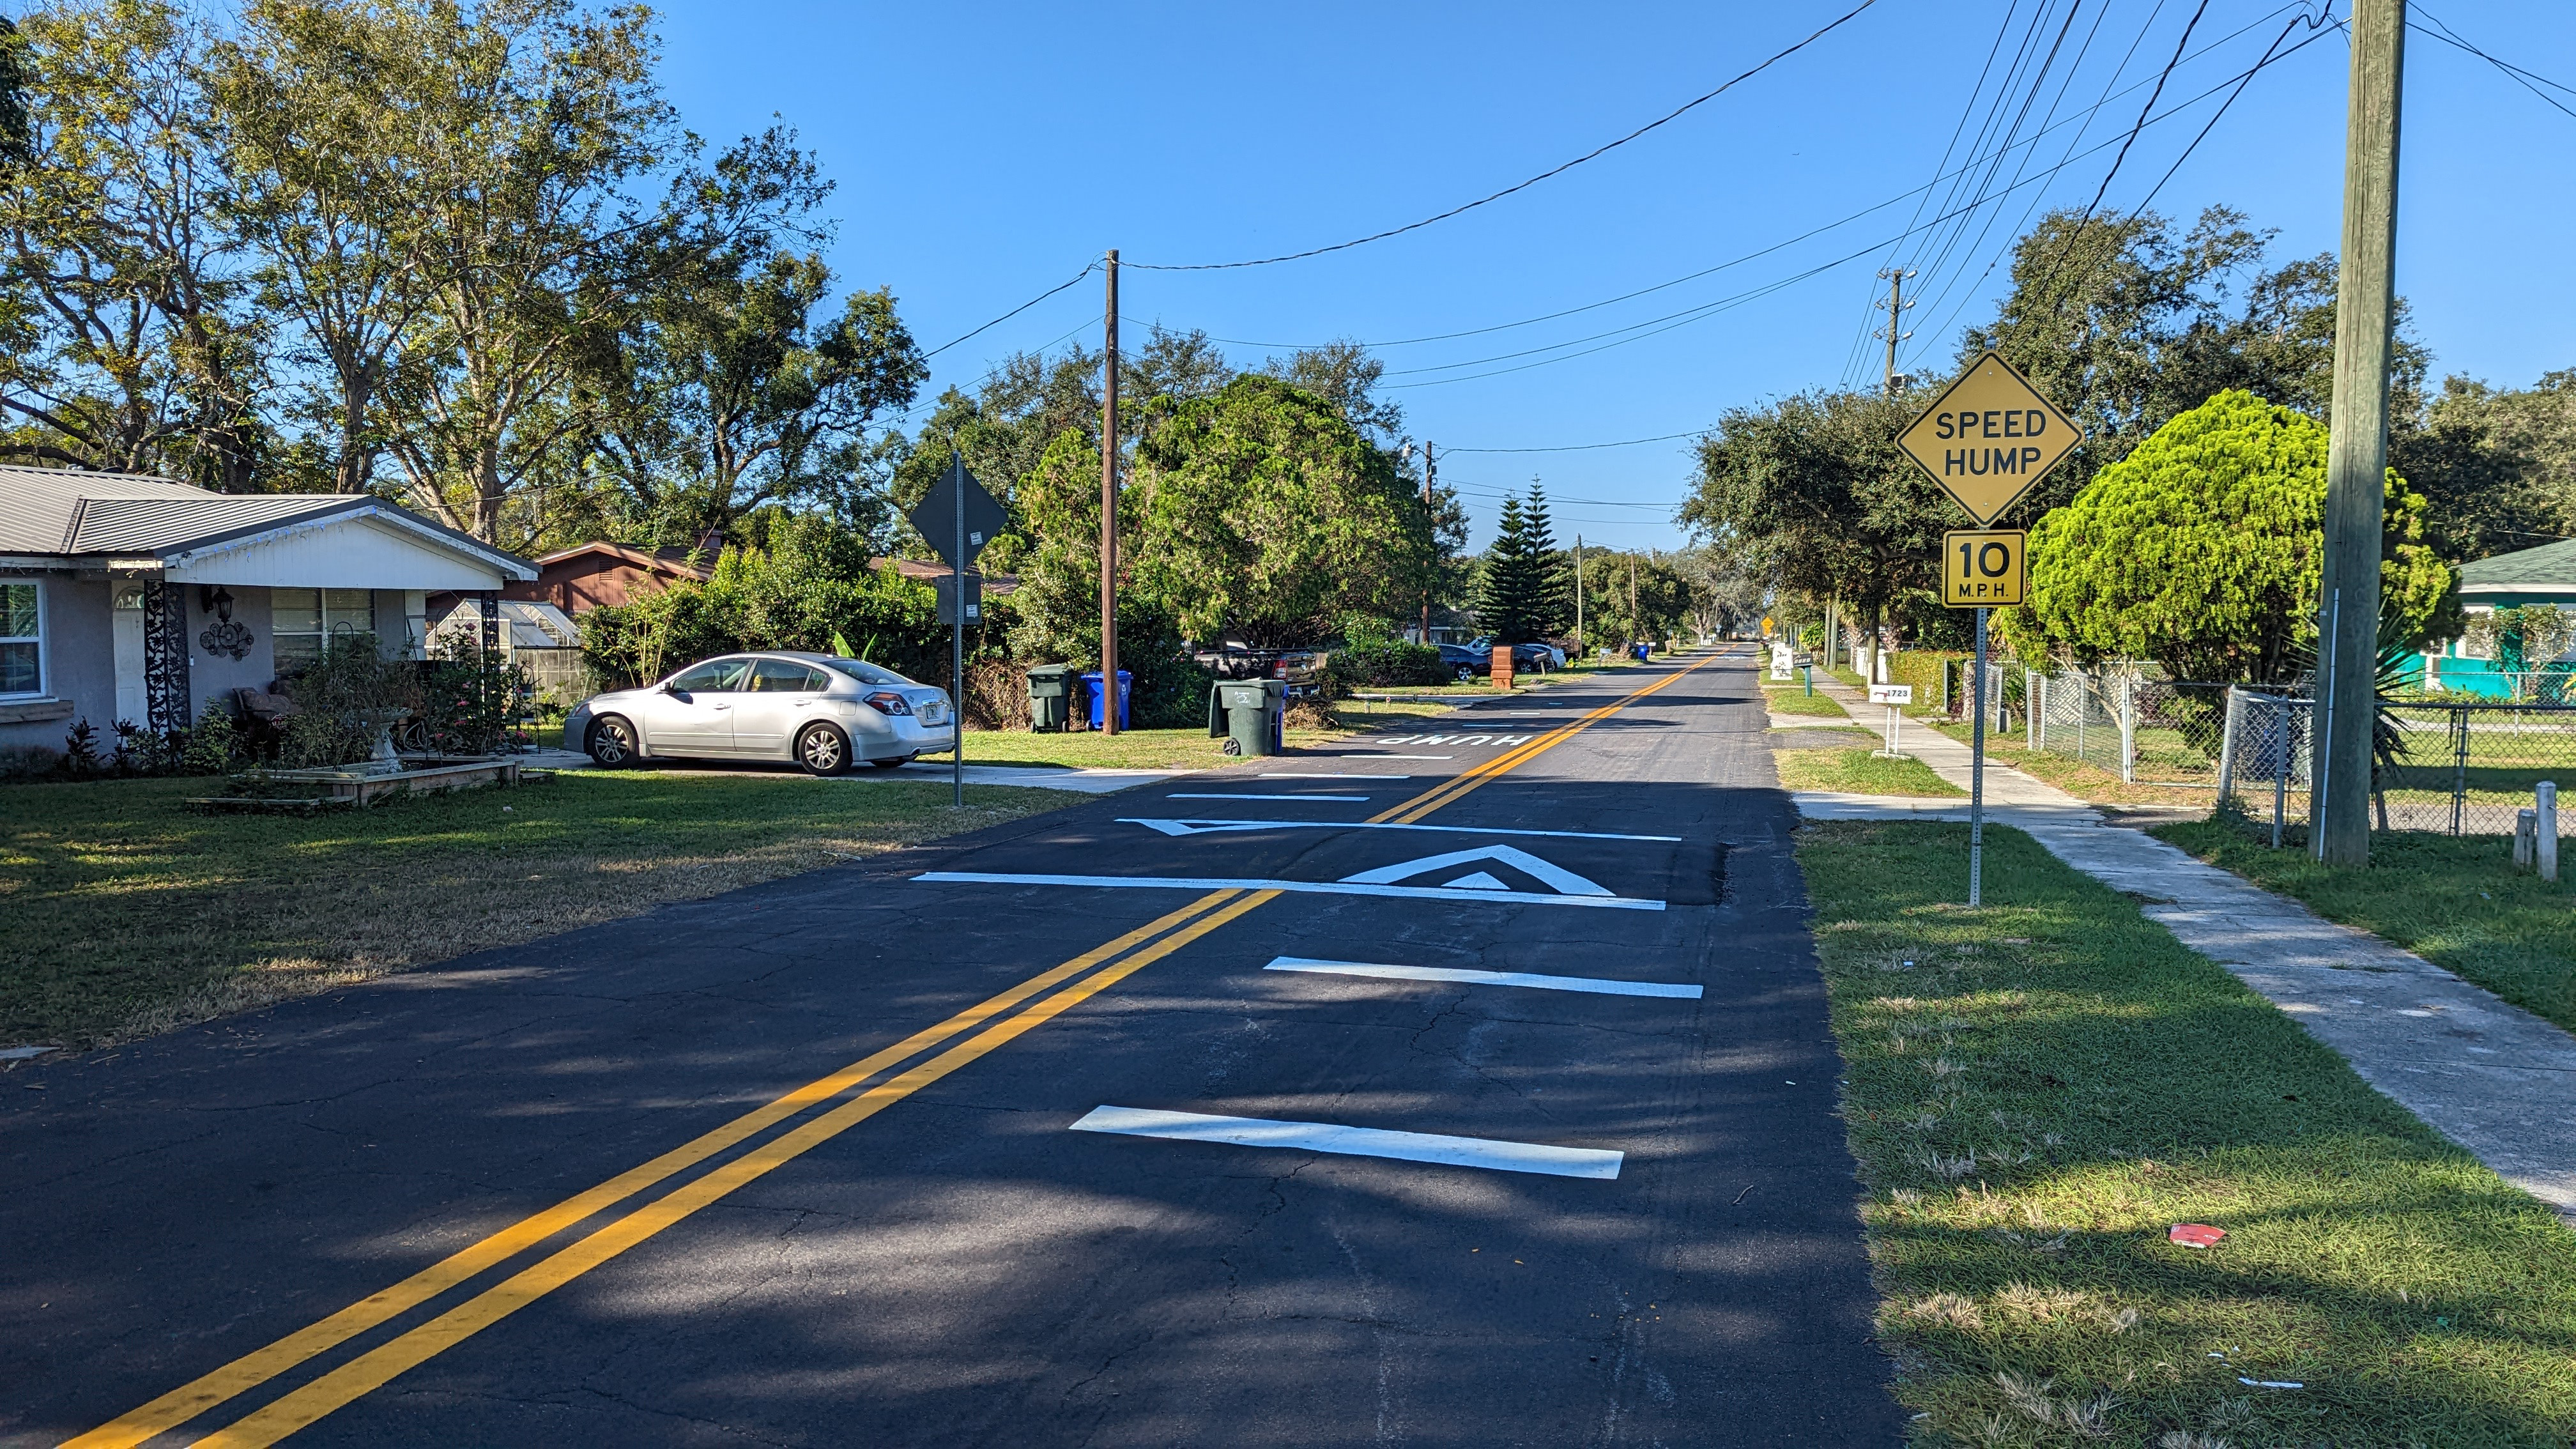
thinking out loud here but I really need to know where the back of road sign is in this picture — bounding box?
[1942,530,2026,608]
[1899,351,2081,525]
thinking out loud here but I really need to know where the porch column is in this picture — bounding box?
[141,580,192,733]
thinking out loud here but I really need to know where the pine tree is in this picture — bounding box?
[1474,486,1573,642]
[1522,484,1572,637]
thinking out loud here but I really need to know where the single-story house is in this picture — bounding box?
[2419,538,2576,697]
[498,539,717,614]
[0,466,536,751]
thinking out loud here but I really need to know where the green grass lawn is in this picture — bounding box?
[0,772,1077,1048]
[1763,683,1855,719]
[1798,820,2576,1445]
[2154,820,2576,1036]
[1774,746,1966,797]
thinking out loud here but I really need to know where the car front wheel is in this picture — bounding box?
[1454,664,1476,684]
[587,715,638,768]
[797,723,852,776]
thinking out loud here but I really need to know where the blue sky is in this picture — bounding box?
[654,1,2576,552]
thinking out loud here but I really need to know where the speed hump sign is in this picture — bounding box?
[1943,530,2025,607]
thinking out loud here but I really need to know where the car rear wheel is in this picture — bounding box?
[587,715,638,768]
[1453,664,1476,684]
[796,723,851,776]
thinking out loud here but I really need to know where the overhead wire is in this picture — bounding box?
[2411,4,2576,123]
[2026,1,2336,315]
[1158,3,2312,361]
[1897,0,2071,317]
[1123,0,1884,271]
[1902,0,2170,371]
[1374,24,2341,391]
[1841,0,2029,388]
[1899,0,2117,353]
[917,263,1099,359]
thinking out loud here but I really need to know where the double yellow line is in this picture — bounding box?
[77,652,1721,1448]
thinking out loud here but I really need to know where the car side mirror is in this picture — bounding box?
[661,682,683,696]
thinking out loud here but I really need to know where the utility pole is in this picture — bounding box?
[1422,441,1436,643]
[1875,268,1916,395]
[2316,0,2405,864]
[1574,534,1584,646]
[1099,249,1120,735]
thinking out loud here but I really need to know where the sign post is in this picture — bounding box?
[1899,351,2082,908]
[907,452,1008,807]
[1867,684,1913,756]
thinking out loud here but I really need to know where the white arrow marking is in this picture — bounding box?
[1442,870,1511,891]
[1340,842,1613,896]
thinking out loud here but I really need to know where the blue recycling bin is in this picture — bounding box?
[1632,642,1651,661]
[1081,670,1133,730]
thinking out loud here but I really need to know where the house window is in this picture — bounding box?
[273,588,376,668]
[0,582,38,698]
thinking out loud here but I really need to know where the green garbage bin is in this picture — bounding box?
[1208,678,1286,756]
[1026,663,1081,732]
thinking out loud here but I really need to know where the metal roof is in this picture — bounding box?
[2458,539,2576,594]
[66,494,360,553]
[0,464,534,581]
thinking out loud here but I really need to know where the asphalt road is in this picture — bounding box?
[3,648,1899,1447]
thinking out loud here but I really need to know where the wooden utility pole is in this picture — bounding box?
[1574,534,1584,646]
[1100,249,1121,735]
[1422,441,1436,643]
[2316,0,2405,864]
[1876,268,1915,395]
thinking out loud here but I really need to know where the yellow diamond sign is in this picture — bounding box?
[1899,351,2083,525]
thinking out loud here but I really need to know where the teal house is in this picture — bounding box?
[2420,538,2576,698]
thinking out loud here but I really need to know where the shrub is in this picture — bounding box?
[181,704,240,774]
[1325,638,1445,689]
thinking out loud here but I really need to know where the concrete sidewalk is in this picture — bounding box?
[1779,673,2576,1223]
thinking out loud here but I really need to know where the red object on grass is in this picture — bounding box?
[2168,1223,2227,1248]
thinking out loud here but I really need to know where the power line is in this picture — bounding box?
[1123,0,1884,272]
[2412,4,2576,123]
[1443,429,1712,454]
[917,263,1099,359]
[1842,0,2028,389]
[1159,3,2313,361]
[1376,27,2339,391]
[2028,1,2337,315]
[1902,0,2172,371]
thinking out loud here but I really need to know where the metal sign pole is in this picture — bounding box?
[952,452,967,809]
[1970,606,1988,907]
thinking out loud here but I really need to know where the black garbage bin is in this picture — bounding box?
[1026,663,1080,732]
[1208,679,1286,756]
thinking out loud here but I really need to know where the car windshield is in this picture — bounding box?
[822,658,911,687]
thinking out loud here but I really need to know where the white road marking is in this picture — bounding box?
[1443,871,1510,890]
[1346,753,1453,759]
[1340,843,1612,896]
[1120,818,1680,843]
[1166,793,1369,802]
[914,871,1663,910]
[1070,1106,1623,1179]
[1260,772,1411,779]
[1264,956,1704,999]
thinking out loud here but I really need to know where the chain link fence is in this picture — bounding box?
[2214,691,2576,839]
[2013,668,2233,787]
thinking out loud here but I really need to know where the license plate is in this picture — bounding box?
[920,702,946,724]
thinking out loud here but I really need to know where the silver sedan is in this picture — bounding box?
[565,652,958,776]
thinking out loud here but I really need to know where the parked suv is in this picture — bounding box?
[567,652,956,776]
